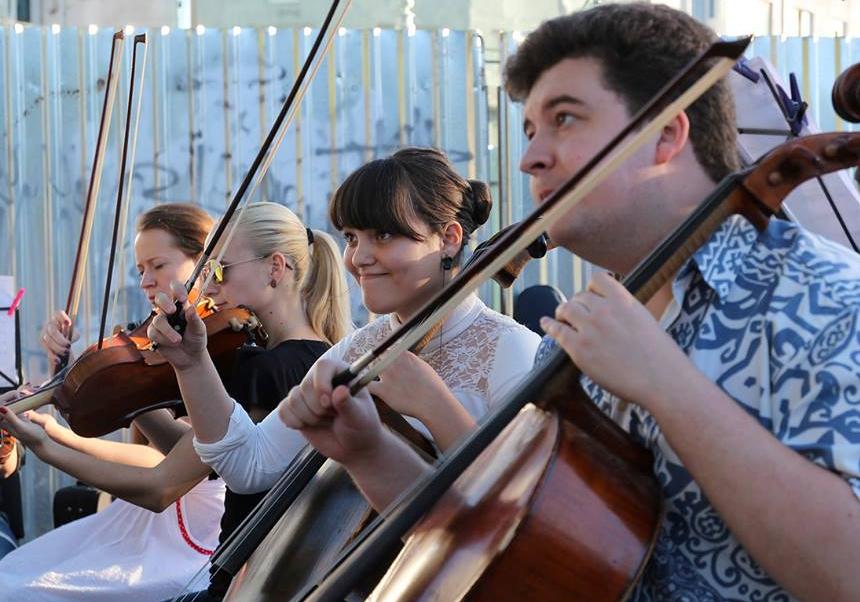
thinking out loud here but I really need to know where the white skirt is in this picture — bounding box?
[0,477,225,601]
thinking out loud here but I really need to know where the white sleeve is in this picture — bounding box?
[191,337,353,494]
[193,401,307,494]
[486,327,541,405]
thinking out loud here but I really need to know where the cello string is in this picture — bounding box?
[814,174,860,253]
[210,446,321,569]
[171,447,324,600]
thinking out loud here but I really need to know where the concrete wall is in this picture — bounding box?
[19,0,596,32]
[13,0,860,37]
[714,0,860,36]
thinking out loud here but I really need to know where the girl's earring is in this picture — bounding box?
[441,256,454,271]
[269,278,278,288]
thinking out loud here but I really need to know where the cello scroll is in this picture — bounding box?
[832,61,860,124]
[743,132,860,208]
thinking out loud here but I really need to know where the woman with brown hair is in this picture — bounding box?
[0,202,227,600]
[0,201,352,601]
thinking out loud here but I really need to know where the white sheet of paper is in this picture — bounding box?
[0,275,19,387]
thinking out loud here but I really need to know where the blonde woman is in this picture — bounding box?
[0,202,351,600]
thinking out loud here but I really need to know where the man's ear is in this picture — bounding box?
[655,110,691,165]
[441,221,464,258]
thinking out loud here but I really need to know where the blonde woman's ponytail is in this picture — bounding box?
[222,202,352,344]
[301,228,352,343]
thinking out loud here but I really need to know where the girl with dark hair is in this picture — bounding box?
[147,147,540,499]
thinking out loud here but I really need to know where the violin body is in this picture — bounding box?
[53,306,258,437]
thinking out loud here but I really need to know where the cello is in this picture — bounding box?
[361,132,860,602]
[286,37,748,601]
[209,235,545,602]
[300,46,860,601]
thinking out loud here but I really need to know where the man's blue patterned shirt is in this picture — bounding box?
[535,215,860,601]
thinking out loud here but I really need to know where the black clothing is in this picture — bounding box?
[0,468,23,539]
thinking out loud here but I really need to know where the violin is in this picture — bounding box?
[5,298,262,438]
[4,33,268,439]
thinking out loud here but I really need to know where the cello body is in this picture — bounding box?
[224,460,376,601]
[371,370,661,602]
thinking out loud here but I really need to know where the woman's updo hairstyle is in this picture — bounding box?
[329,147,492,265]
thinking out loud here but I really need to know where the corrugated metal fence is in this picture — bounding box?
[1,26,858,539]
[0,24,487,538]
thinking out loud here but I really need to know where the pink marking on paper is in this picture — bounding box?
[7,289,24,316]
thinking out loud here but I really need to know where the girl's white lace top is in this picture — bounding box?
[193,294,541,494]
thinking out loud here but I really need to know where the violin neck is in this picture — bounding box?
[5,385,58,414]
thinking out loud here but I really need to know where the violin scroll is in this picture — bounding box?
[832,62,860,124]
